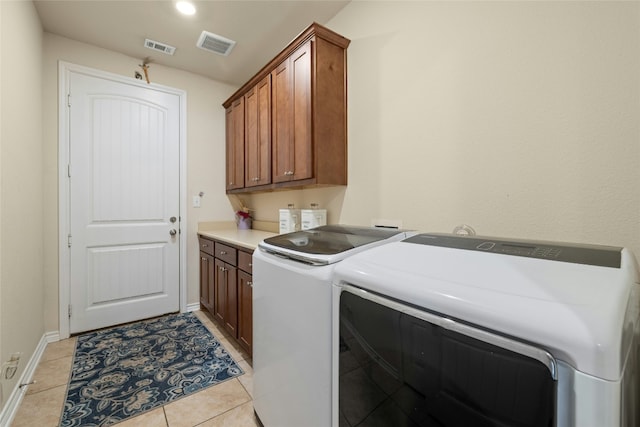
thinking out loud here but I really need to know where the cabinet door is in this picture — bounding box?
[290,40,313,181]
[245,75,271,187]
[214,258,227,323]
[272,40,313,183]
[226,98,245,190]
[237,270,253,355]
[225,265,238,337]
[272,59,292,183]
[200,252,216,314]
[207,255,215,311]
[199,252,211,310]
[215,258,238,337]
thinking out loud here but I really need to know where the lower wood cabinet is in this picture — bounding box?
[198,235,253,356]
[199,252,215,313]
[237,270,253,354]
[214,257,237,336]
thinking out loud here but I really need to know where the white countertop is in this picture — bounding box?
[198,228,277,250]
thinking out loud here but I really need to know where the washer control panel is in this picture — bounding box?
[404,233,622,268]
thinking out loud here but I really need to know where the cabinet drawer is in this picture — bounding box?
[199,237,215,256]
[215,242,237,266]
[238,250,253,274]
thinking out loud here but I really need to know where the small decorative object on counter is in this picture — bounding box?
[301,203,327,230]
[279,204,300,234]
[236,207,252,230]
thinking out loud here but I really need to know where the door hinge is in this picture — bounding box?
[67,234,72,248]
[68,305,72,318]
[67,164,71,178]
[67,94,71,107]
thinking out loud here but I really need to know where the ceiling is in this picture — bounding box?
[34,0,350,86]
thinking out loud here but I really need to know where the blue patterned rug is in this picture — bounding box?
[59,312,243,426]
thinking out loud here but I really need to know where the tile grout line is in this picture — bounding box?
[162,406,170,427]
[24,353,73,397]
[237,373,252,400]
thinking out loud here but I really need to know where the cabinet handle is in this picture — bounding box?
[252,177,260,182]
[201,244,207,248]
[220,267,227,272]
[248,263,253,267]
[220,251,227,255]
[201,257,206,261]
[284,171,294,176]
[247,281,253,287]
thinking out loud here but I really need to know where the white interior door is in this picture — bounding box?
[68,71,181,334]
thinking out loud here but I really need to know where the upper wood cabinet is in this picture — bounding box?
[223,23,350,193]
[244,75,272,188]
[226,97,244,191]
[272,40,313,183]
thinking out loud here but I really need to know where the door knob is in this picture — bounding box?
[170,216,177,223]
[169,229,177,236]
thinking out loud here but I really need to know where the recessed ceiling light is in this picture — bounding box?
[176,1,196,15]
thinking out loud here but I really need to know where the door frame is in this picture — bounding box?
[58,61,187,339]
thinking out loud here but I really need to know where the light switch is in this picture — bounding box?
[193,196,201,208]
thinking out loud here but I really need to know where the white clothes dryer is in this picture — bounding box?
[332,233,640,427]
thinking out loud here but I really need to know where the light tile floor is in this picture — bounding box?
[11,310,259,427]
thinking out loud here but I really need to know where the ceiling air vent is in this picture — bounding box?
[144,38,176,55]
[196,31,236,56]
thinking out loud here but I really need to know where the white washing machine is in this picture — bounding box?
[332,233,640,427]
[252,225,414,427]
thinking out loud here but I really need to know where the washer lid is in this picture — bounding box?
[259,225,409,264]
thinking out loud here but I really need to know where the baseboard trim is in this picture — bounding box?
[44,331,60,344]
[186,302,201,312]
[0,332,54,426]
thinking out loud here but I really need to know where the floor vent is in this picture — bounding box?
[144,38,176,55]
[196,31,236,56]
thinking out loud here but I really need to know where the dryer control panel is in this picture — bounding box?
[404,233,622,268]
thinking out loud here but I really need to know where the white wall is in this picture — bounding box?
[42,33,237,332]
[248,1,640,257]
[0,0,44,405]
